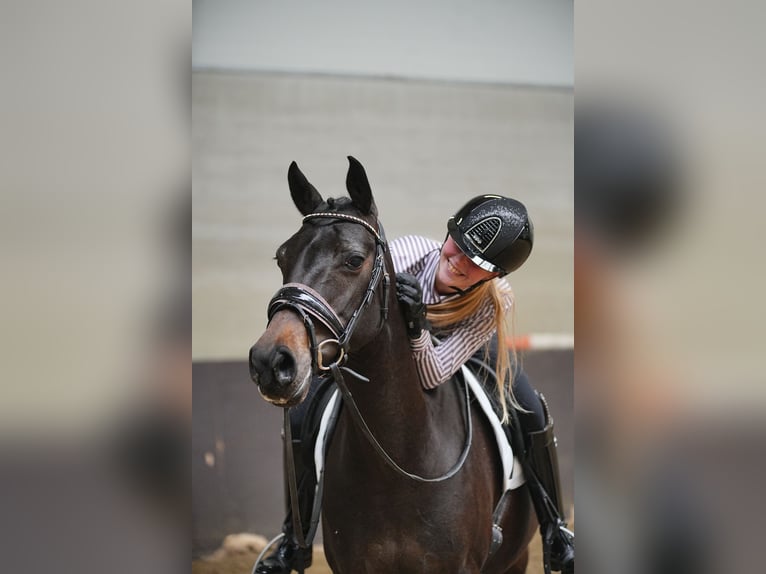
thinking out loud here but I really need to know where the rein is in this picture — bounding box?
[329,362,473,483]
[265,210,473,548]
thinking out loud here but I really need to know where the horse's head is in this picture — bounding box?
[249,156,390,407]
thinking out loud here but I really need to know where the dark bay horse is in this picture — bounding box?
[249,157,535,573]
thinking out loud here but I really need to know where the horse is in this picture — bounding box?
[249,156,536,573]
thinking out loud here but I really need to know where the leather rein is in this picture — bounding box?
[264,211,473,548]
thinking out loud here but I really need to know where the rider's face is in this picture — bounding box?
[434,237,498,295]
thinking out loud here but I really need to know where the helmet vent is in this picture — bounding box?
[465,217,501,253]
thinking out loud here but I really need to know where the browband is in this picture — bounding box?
[303,212,385,246]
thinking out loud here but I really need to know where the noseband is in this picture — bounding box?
[266,212,390,374]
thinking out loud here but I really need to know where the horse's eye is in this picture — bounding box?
[345,255,365,270]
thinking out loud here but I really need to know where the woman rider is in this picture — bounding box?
[256,195,574,574]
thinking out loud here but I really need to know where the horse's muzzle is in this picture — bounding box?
[249,343,310,406]
[250,342,295,381]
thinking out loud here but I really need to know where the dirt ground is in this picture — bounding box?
[192,533,545,574]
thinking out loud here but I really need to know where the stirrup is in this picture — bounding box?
[252,533,313,574]
[541,519,574,574]
[252,533,283,574]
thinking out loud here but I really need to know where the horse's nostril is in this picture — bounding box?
[249,345,268,381]
[271,348,296,385]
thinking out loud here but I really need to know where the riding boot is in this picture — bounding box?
[524,392,575,574]
[255,439,314,574]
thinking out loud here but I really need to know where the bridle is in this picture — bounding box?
[266,211,390,373]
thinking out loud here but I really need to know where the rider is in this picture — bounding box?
[256,195,574,574]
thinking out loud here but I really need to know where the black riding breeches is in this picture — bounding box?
[511,369,546,434]
[287,375,327,440]
[287,375,338,474]
[471,334,546,434]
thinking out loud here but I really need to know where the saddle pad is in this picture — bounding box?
[314,369,525,491]
[314,388,340,483]
[460,365,526,491]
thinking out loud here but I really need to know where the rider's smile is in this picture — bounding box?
[447,258,466,277]
[435,236,497,294]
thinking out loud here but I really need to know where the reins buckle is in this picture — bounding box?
[317,338,345,371]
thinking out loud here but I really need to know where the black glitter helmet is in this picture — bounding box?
[447,195,534,276]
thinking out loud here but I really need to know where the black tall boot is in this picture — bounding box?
[255,439,314,574]
[524,393,575,574]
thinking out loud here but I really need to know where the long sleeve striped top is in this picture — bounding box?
[390,235,513,390]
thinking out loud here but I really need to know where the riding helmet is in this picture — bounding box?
[447,195,534,276]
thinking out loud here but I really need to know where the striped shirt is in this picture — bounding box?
[390,235,513,390]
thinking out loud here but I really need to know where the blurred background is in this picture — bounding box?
[576,2,766,573]
[192,1,572,571]
[0,1,188,573]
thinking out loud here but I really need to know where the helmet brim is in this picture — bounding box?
[447,218,506,275]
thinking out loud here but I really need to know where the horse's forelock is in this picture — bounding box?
[321,196,351,212]
[310,196,373,222]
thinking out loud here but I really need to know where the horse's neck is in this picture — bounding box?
[338,320,469,484]
[349,320,425,411]
[343,318,442,450]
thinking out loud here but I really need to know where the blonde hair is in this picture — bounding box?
[427,280,520,423]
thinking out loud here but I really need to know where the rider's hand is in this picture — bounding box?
[395,272,431,339]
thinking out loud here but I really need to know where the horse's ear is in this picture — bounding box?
[346,156,377,216]
[288,161,323,216]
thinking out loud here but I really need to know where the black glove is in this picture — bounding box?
[395,272,430,338]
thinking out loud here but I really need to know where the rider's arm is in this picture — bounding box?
[390,234,513,388]
[409,304,497,389]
